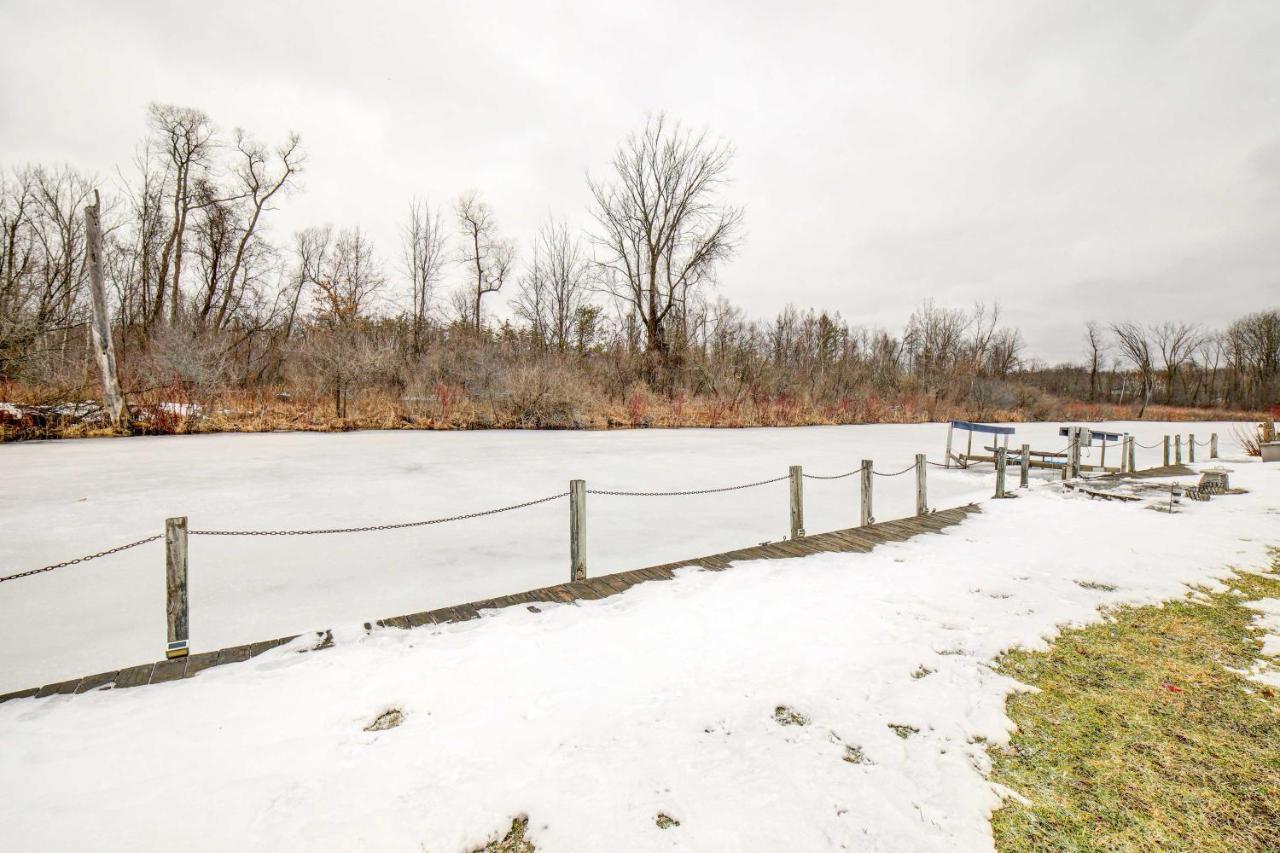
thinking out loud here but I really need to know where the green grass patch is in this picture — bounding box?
[990,553,1280,851]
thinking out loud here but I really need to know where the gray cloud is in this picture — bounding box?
[2,0,1277,362]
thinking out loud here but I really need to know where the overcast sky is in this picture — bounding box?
[3,0,1278,362]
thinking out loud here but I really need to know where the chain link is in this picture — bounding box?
[873,463,918,477]
[191,491,569,536]
[586,474,791,497]
[802,469,859,481]
[586,474,790,497]
[0,535,163,584]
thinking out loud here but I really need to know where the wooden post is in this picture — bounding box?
[1210,433,1218,458]
[916,450,926,512]
[1069,427,1082,479]
[789,465,804,539]
[860,459,873,527]
[84,190,129,429]
[569,479,586,581]
[1188,432,1196,463]
[165,517,189,659]
[994,446,1007,498]
[1162,435,1170,468]
[1127,436,1136,473]
[1019,443,1030,488]
[944,422,954,469]
[1175,435,1183,465]
[1100,437,1107,471]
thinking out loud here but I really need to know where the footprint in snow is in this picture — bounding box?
[364,708,403,731]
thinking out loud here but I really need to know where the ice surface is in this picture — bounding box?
[0,420,1250,691]
[0,422,1275,851]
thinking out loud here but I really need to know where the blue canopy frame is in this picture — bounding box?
[946,420,1015,468]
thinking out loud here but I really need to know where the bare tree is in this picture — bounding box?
[1151,321,1201,404]
[208,130,303,329]
[1111,321,1155,416]
[148,103,218,327]
[1084,321,1106,401]
[511,219,593,352]
[588,114,743,364]
[454,192,514,332]
[303,227,385,327]
[401,199,447,350]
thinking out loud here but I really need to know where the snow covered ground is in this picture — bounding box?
[0,421,1251,692]
[0,425,1275,851]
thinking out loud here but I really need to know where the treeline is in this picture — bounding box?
[1025,316,1280,414]
[0,106,1273,438]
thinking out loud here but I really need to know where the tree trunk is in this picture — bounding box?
[84,190,129,428]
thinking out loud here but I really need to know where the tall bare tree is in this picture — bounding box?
[1151,321,1201,404]
[148,103,218,327]
[454,192,514,332]
[588,114,743,363]
[511,218,593,352]
[1112,321,1155,416]
[401,199,447,350]
[1084,321,1106,401]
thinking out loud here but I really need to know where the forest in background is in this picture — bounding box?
[2,106,1276,440]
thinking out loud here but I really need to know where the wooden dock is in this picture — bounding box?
[0,505,981,704]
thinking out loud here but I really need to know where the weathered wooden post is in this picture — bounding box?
[914,454,927,515]
[1175,434,1183,465]
[1162,435,1170,467]
[1188,433,1196,463]
[994,446,1008,498]
[1068,427,1082,479]
[1019,443,1030,488]
[165,517,189,659]
[860,459,873,527]
[1127,436,1136,472]
[569,479,586,581]
[1210,433,1218,458]
[944,422,954,469]
[789,465,804,539]
[84,190,129,429]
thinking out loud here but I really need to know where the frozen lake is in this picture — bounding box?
[0,420,1244,691]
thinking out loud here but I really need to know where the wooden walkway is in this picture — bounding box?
[0,505,981,704]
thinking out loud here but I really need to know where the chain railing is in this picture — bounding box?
[190,492,569,536]
[2,421,1223,686]
[585,475,789,497]
[0,535,163,584]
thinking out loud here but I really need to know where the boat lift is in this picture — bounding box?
[1057,426,1128,473]
[945,420,1015,468]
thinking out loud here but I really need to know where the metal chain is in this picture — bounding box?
[191,492,569,536]
[587,474,790,497]
[802,469,859,481]
[0,535,162,584]
[1133,439,1163,449]
[873,463,918,477]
